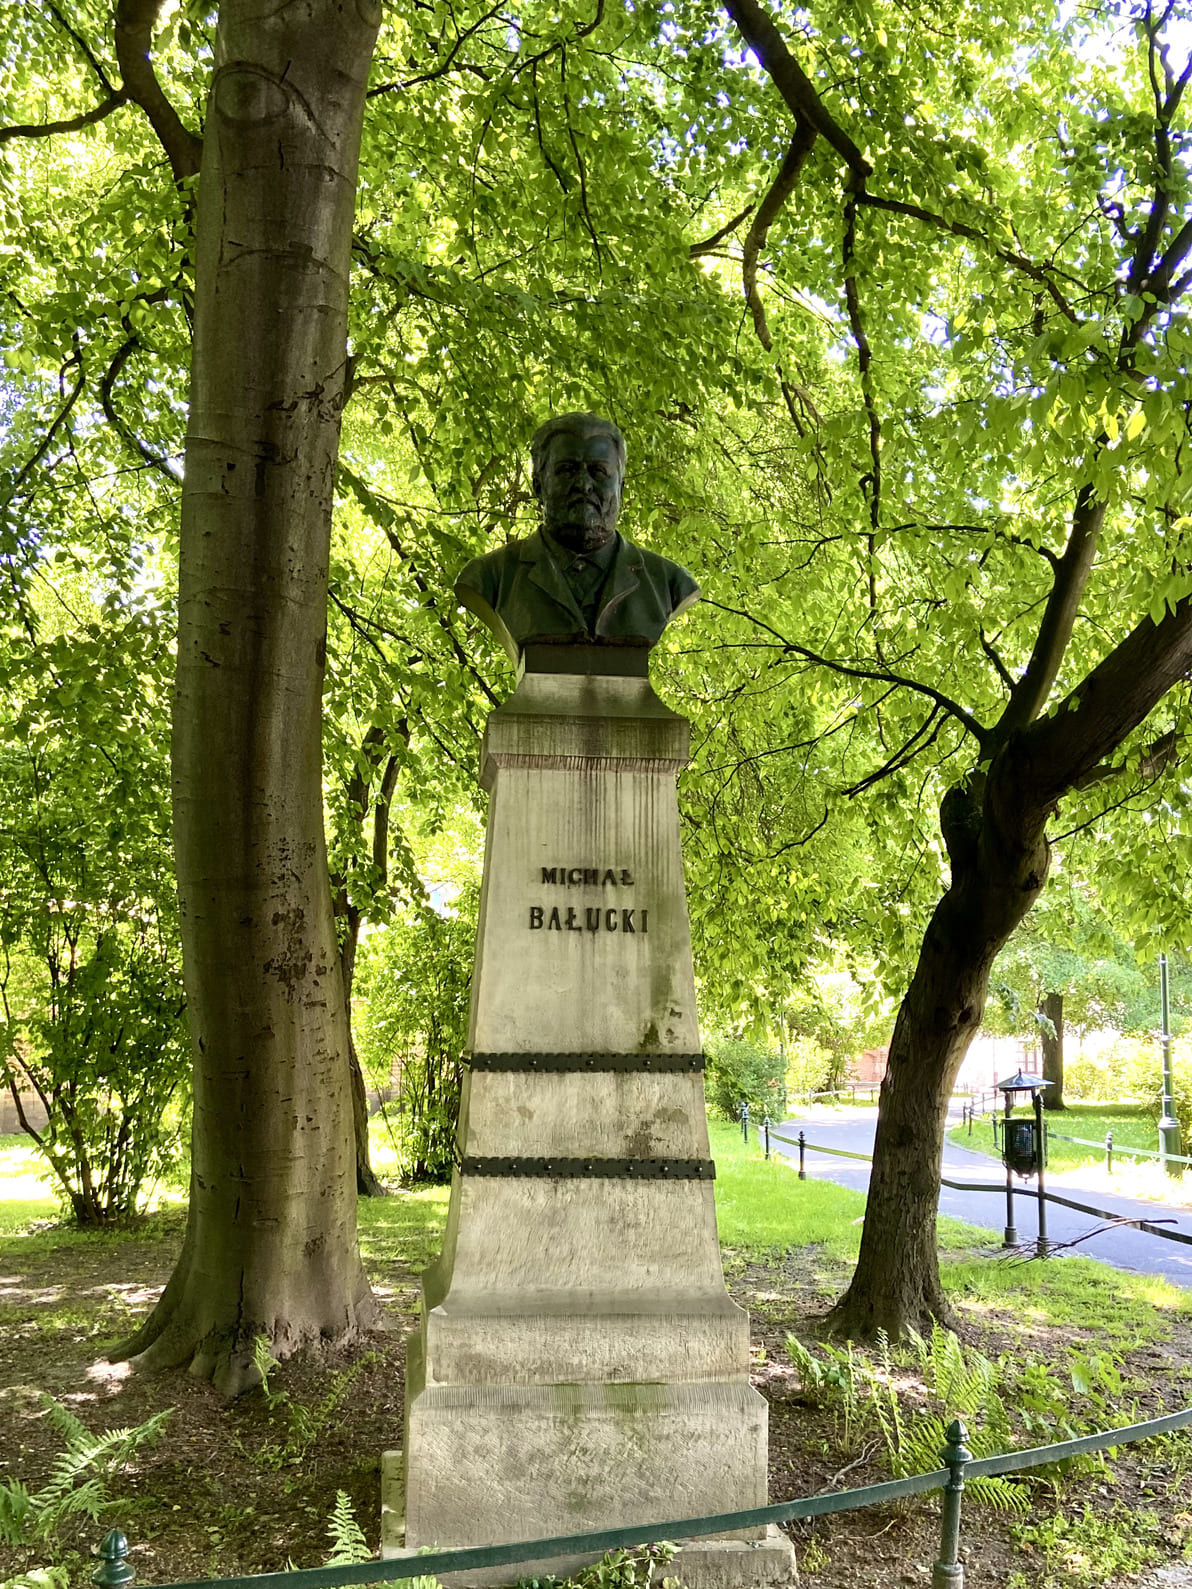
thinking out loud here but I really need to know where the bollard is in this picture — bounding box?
[1106,1130,1113,1174]
[740,1100,749,1143]
[967,1104,973,1137]
[797,1130,806,1179]
[93,1530,135,1588]
[763,1116,771,1160]
[931,1419,971,1589]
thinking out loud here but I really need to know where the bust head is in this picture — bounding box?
[531,413,627,554]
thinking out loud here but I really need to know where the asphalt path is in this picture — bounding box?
[768,1104,1192,1291]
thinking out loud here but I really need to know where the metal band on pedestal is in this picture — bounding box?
[459,1156,715,1180]
[467,1051,705,1073]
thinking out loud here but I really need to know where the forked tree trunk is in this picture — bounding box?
[830,592,1192,1337]
[115,0,380,1394]
[1040,991,1065,1110]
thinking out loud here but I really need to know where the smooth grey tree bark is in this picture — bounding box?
[1040,991,1065,1111]
[115,0,381,1394]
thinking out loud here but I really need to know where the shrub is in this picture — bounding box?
[784,1035,837,1102]
[704,1037,786,1122]
[355,897,475,1183]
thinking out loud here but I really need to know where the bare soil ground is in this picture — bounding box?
[1,1204,1191,1589]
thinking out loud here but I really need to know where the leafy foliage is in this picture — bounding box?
[704,1036,786,1122]
[10,0,1192,1331]
[355,896,476,1183]
[324,1492,373,1567]
[784,1324,1137,1512]
[0,1396,171,1547]
[0,581,188,1224]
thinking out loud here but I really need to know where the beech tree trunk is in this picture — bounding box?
[1040,991,1064,1110]
[115,0,381,1394]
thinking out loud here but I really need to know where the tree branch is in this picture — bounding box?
[1070,726,1181,790]
[367,2,505,96]
[995,487,1107,737]
[720,0,871,180]
[100,335,183,482]
[742,124,816,346]
[844,189,881,559]
[114,0,201,184]
[689,204,755,259]
[978,629,1016,692]
[337,462,502,708]
[48,0,118,92]
[705,598,991,747]
[0,93,128,145]
[3,337,85,507]
[855,192,1081,320]
[843,707,943,798]
[740,122,819,433]
[1020,597,1192,811]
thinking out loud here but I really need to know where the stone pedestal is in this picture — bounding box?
[392,671,791,1588]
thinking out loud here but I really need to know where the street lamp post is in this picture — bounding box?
[1159,954,1183,1179]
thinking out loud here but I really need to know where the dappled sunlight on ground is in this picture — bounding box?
[1,1281,65,1307]
[85,1358,132,1386]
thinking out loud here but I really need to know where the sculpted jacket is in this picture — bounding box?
[454,531,700,664]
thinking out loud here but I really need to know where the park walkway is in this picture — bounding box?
[771,1104,1192,1290]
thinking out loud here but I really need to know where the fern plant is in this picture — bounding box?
[322,1493,441,1589]
[0,1397,172,1547]
[251,1336,379,1470]
[1,1567,71,1589]
[869,1328,1027,1512]
[784,1326,1028,1512]
[785,1335,865,1452]
[325,1491,372,1566]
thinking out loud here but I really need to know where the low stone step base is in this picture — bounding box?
[394,1380,775,1579]
[382,1448,794,1589]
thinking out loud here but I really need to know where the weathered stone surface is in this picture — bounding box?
[668,1527,798,1589]
[471,678,695,1058]
[423,1174,727,1300]
[382,1455,796,1589]
[460,1070,709,1158]
[414,1285,747,1386]
[405,1383,767,1544]
[400,670,783,1589]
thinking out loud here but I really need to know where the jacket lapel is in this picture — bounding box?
[594,537,643,633]
[522,532,586,626]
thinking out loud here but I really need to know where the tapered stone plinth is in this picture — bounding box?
[392,671,791,1588]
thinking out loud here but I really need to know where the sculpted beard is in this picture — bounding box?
[544,490,618,553]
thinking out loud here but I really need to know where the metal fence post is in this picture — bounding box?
[93,1530,135,1588]
[798,1130,806,1179]
[1106,1130,1113,1174]
[932,1419,971,1589]
[740,1100,749,1142]
[763,1116,771,1159]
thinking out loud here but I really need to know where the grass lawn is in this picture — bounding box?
[948,1102,1192,1204]
[0,1135,66,1233]
[0,1115,1190,1589]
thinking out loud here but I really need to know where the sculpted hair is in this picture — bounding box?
[530,413,627,493]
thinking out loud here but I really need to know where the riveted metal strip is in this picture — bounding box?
[467,1052,705,1073]
[460,1156,715,1179]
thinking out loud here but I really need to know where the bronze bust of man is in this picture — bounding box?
[454,413,700,670]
